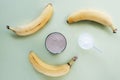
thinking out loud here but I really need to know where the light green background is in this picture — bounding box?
[0,0,120,80]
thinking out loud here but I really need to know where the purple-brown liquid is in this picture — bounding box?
[45,32,67,54]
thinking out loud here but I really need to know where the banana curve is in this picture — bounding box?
[29,51,77,77]
[7,3,53,36]
[67,9,117,33]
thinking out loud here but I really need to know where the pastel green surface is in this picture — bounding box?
[0,0,120,80]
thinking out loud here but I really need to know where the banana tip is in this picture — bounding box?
[48,3,52,5]
[29,51,34,54]
[73,56,78,61]
[6,25,10,29]
[66,20,69,23]
[113,29,117,33]
[66,20,70,24]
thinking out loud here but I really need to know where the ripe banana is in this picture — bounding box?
[67,9,117,33]
[29,51,77,77]
[7,3,53,36]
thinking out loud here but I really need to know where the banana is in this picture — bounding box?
[29,51,77,77]
[7,3,53,36]
[67,9,117,33]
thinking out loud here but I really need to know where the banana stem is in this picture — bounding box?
[67,56,78,67]
[6,25,16,32]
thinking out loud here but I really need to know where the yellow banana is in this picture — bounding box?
[29,51,77,77]
[67,9,117,33]
[7,3,53,36]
